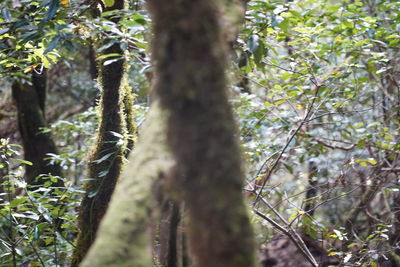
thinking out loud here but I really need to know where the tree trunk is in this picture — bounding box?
[71,0,137,264]
[148,1,256,266]
[304,161,318,217]
[81,0,257,266]
[156,201,180,267]
[81,101,173,267]
[12,71,63,186]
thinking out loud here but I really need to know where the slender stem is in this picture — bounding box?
[254,210,319,267]
[29,241,46,267]
[252,83,321,206]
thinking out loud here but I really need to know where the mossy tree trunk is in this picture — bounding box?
[149,0,256,266]
[71,0,137,264]
[82,102,173,267]
[12,71,63,186]
[82,0,257,266]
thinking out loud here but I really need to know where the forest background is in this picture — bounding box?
[0,0,400,266]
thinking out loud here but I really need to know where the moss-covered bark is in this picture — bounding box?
[12,72,63,186]
[71,0,137,264]
[147,0,257,266]
[81,102,173,267]
[123,84,137,155]
[81,1,256,266]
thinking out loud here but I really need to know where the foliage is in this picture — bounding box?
[0,139,84,266]
[1,0,399,266]
[234,0,400,265]
[44,108,99,185]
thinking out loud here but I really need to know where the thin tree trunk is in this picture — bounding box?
[71,0,136,264]
[81,101,173,267]
[304,161,318,216]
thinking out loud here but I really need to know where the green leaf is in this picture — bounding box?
[247,34,259,53]
[45,0,59,21]
[2,8,12,22]
[10,18,28,31]
[103,58,121,66]
[96,53,121,61]
[15,159,33,166]
[44,36,60,54]
[33,226,40,240]
[88,188,99,198]
[103,0,115,7]
[97,39,118,52]
[283,163,293,174]
[10,197,27,207]
[93,153,114,164]
[0,28,10,35]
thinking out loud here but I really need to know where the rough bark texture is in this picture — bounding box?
[123,84,137,155]
[81,102,173,267]
[390,191,400,265]
[71,0,137,264]
[156,201,180,267]
[81,0,256,266]
[304,161,318,216]
[11,72,63,186]
[148,0,257,266]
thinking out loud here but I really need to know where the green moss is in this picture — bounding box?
[71,1,138,263]
[82,1,257,266]
[122,78,137,155]
[148,0,258,266]
[71,50,137,266]
[81,102,174,267]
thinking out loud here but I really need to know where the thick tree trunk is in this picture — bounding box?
[71,0,137,264]
[148,1,256,266]
[12,72,63,186]
[82,0,257,266]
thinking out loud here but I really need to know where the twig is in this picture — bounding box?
[313,137,355,151]
[254,210,319,267]
[248,180,319,267]
[252,82,321,206]
[29,241,46,267]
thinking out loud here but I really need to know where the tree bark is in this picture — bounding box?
[81,101,173,267]
[81,0,257,266]
[71,0,137,264]
[12,71,63,186]
[148,1,257,266]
